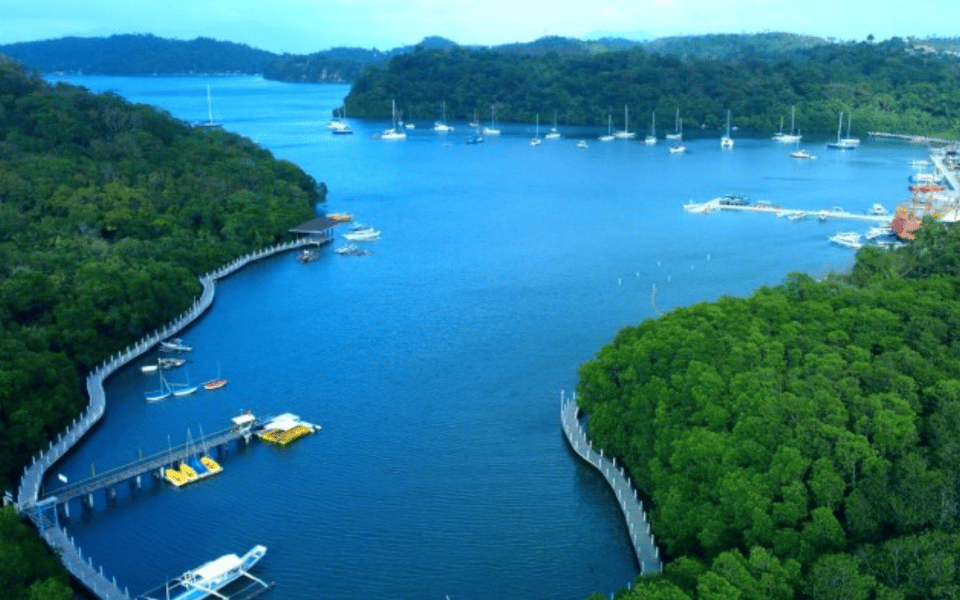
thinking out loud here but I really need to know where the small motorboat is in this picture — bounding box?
[343,226,381,241]
[159,338,191,352]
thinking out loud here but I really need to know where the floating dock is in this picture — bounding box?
[685,197,892,224]
[258,413,320,446]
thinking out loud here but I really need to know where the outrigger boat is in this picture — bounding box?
[140,545,270,600]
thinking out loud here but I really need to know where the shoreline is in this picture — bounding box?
[15,234,326,600]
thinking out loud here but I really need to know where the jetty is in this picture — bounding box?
[15,234,330,600]
[685,197,892,224]
[869,131,958,145]
[39,421,261,515]
[561,392,663,575]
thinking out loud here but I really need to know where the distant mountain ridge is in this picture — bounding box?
[0,33,276,75]
[1,31,838,81]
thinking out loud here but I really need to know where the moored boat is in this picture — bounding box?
[297,248,319,263]
[159,338,192,352]
[140,545,269,600]
[828,231,863,249]
[343,226,381,241]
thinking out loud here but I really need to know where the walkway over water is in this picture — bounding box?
[869,131,958,145]
[42,422,260,510]
[15,235,328,600]
[561,392,662,575]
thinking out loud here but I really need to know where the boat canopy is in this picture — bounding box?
[232,414,256,426]
[186,554,243,583]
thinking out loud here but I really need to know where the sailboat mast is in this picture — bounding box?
[837,111,843,143]
[206,85,214,124]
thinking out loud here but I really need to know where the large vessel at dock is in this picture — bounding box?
[140,545,269,600]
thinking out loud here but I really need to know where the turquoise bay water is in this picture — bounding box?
[46,75,926,600]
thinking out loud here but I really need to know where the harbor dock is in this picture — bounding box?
[868,131,958,145]
[685,197,893,224]
[40,420,262,514]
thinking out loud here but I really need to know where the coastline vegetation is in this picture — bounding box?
[0,57,321,599]
[344,37,960,138]
[577,219,960,599]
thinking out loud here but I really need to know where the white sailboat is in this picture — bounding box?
[773,116,785,141]
[381,99,407,140]
[666,108,682,140]
[329,102,352,135]
[145,369,171,402]
[777,106,801,143]
[840,113,860,146]
[598,113,615,142]
[545,111,561,139]
[644,111,657,145]
[790,130,815,159]
[826,111,856,149]
[482,105,501,135]
[170,368,199,397]
[530,114,542,146]
[613,105,636,139]
[196,85,223,129]
[433,101,454,132]
[721,109,734,148]
[668,118,686,153]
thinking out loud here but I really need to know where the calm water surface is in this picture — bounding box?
[47,75,926,600]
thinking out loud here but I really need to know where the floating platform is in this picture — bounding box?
[258,413,320,446]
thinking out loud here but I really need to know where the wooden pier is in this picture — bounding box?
[687,199,893,223]
[868,131,959,145]
[41,422,260,514]
[15,235,328,600]
[561,393,663,575]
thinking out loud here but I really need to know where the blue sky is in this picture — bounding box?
[1,0,957,54]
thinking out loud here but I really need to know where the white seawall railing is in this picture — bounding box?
[15,234,327,600]
[561,391,663,576]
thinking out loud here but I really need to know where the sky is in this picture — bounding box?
[1,0,958,55]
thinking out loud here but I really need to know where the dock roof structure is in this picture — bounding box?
[289,217,339,235]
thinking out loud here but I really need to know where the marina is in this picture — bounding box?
[36,76,955,600]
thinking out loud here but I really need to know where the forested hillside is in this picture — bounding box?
[0,34,277,75]
[643,32,826,60]
[576,220,960,600]
[0,57,321,599]
[344,37,960,138]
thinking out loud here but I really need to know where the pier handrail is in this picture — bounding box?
[561,391,663,576]
[14,234,326,600]
[40,423,248,501]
